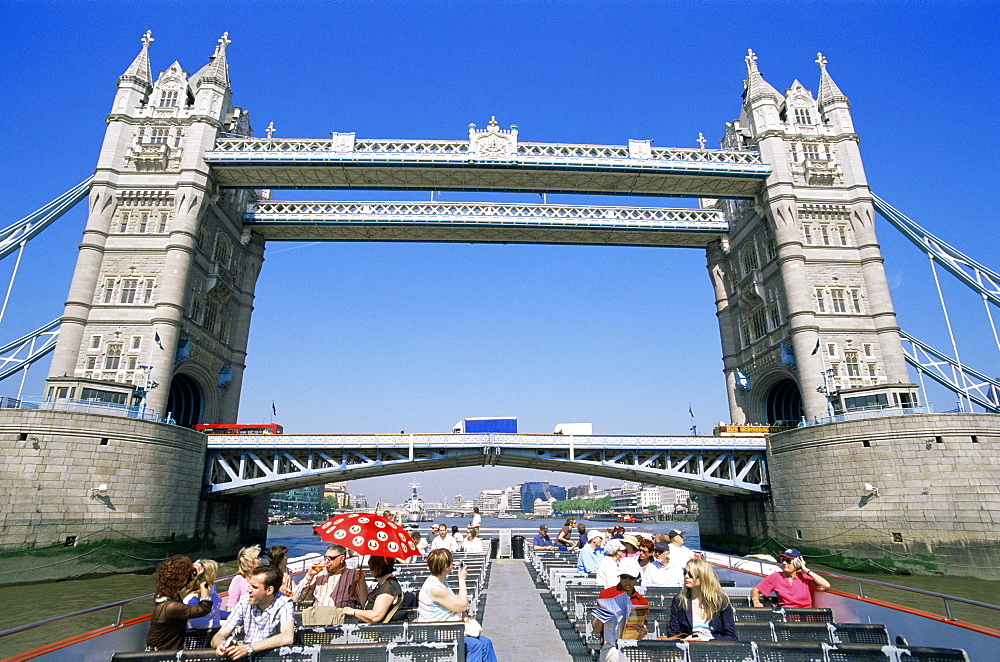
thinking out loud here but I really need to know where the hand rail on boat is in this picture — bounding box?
[704,550,1000,623]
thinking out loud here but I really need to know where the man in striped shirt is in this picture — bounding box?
[212,565,294,659]
[292,544,368,608]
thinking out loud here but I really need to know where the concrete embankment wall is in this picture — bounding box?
[700,413,1000,579]
[0,409,267,584]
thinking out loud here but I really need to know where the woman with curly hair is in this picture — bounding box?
[224,544,261,610]
[267,545,294,597]
[145,555,213,651]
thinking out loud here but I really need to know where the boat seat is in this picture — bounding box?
[251,646,321,662]
[736,621,775,642]
[385,642,461,662]
[181,630,213,649]
[178,651,221,662]
[833,624,890,646]
[318,643,391,662]
[784,608,834,623]
[897,647,971,662]
[688,640,755,662]
[617,640,686,662]
[755,641,826,662]
[826,643,894,662]
[773,622,832,643]
[734,607,784,622]
[110,653,183,662]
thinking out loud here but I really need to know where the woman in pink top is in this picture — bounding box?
[750,548,831,608]
[224,544,261,610]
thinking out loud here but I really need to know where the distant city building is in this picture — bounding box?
[474,489,506,512]
[566,484,591,499]
[533,497,555,516]
[270,485,323,514]
[611,488,641,516]
[322,482,351,509]
[519,481,566,513]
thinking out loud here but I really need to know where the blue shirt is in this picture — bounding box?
[577,545,604,573]
[533,533,553,548]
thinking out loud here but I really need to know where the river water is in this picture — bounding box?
[1,518,997,658]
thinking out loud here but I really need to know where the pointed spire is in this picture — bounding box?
[197,32,231,90]
[119,30,154,88]
[743,49,781,105]
[816,52,849,107]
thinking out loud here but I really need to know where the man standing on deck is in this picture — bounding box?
[592,558,648,662]
[292,544,368,608]
[576,530,605,574]
[532,524,556,551]
[212,565,294,659]
[470,506,482,537]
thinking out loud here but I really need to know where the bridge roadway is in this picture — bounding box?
[204,432,769,497]
[245,200,728,247]
[205,137,769,198]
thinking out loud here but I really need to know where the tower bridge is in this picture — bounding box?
[2,34,999,579]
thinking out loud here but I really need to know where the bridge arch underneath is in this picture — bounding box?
[167,372,205,428]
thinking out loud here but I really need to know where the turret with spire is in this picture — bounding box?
[815,53,854,134]
[740,49,784,137]
[113,30,154,112]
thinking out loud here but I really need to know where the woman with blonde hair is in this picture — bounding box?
[184,559,224,634]
[666,558,738,641]
[224,544,261,610]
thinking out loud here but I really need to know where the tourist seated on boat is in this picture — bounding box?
[592,558,648,662]
[642,541,682,587]
[145,555,213,651]
[576,522,589,549]
[637,538,656,568]
[596,538,625,588]
[224,544,261,610]
[621,535,641,559]
[556,517,577,550]
[461,527,485,553]
[267,545,294,597]
[292,544,368,608]
[430,524,461,552]
[667,558,738,641]
[533,524,556,551]
[415,529,431,556]
[664,529,697,577]
[576,530,605,574]
[342,556,409,623]
[211,564,294,660]
[418,548,498,662]
[184,559,225,635]
[750,548,830,608]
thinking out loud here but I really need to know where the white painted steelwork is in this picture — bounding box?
[203,433,769,497]
[246,201,727,247]
[900,330,1000,413]
[204,138,769,197]
[0,318,60,382]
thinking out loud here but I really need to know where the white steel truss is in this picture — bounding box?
[204,433,769,497]
[246,201,728,247]
[0,318,60,381]
[900,331,1000,413]
[206,138,769,198]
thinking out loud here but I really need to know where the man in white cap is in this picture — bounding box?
[576,530,605,574]
[664,528,695,576]
[592,557,648,662]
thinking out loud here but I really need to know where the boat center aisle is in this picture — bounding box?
[481,560,574,661]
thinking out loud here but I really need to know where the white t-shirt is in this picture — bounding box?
[643,559,683,587]
[595,556,621,588]
[461,537,485,553]
[666,544,696,572]
[471,513,481,528]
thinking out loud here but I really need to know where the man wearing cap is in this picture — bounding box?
[592,558,648,662]
[576,530,605,574]
[642,541,682,587]
[532,524,556,551]
[751,548,830,608]
[664,529,696,576]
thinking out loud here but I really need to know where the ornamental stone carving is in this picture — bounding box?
[469,116,518,161]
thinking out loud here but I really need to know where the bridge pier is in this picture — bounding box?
[0,409,266,584]
[700,413,1000,580]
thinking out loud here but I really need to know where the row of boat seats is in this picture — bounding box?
[524,548,969,662]
[615,639,970,662]
[110,641,461,662]
[181,622,466,650]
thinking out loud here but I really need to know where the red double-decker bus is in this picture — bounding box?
[193,423,284,435]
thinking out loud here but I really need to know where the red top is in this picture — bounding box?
[755,571,818,608]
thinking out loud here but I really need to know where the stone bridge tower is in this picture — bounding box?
[707,51,918,425]
[45,33,265,426]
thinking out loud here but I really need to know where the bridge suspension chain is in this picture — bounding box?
[899,331,999,414]
[0,176,93,260]
[0,318,60,384]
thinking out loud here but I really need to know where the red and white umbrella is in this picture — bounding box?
[313,512,418,560]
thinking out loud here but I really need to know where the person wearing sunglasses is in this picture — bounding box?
[750,548,830,608]
[292,544,369,609]
[592,558,649,661]
[667,559,738,641]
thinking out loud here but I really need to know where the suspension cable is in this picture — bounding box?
[928,253,970,411]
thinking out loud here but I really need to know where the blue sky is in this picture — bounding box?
[1,1,997,504]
